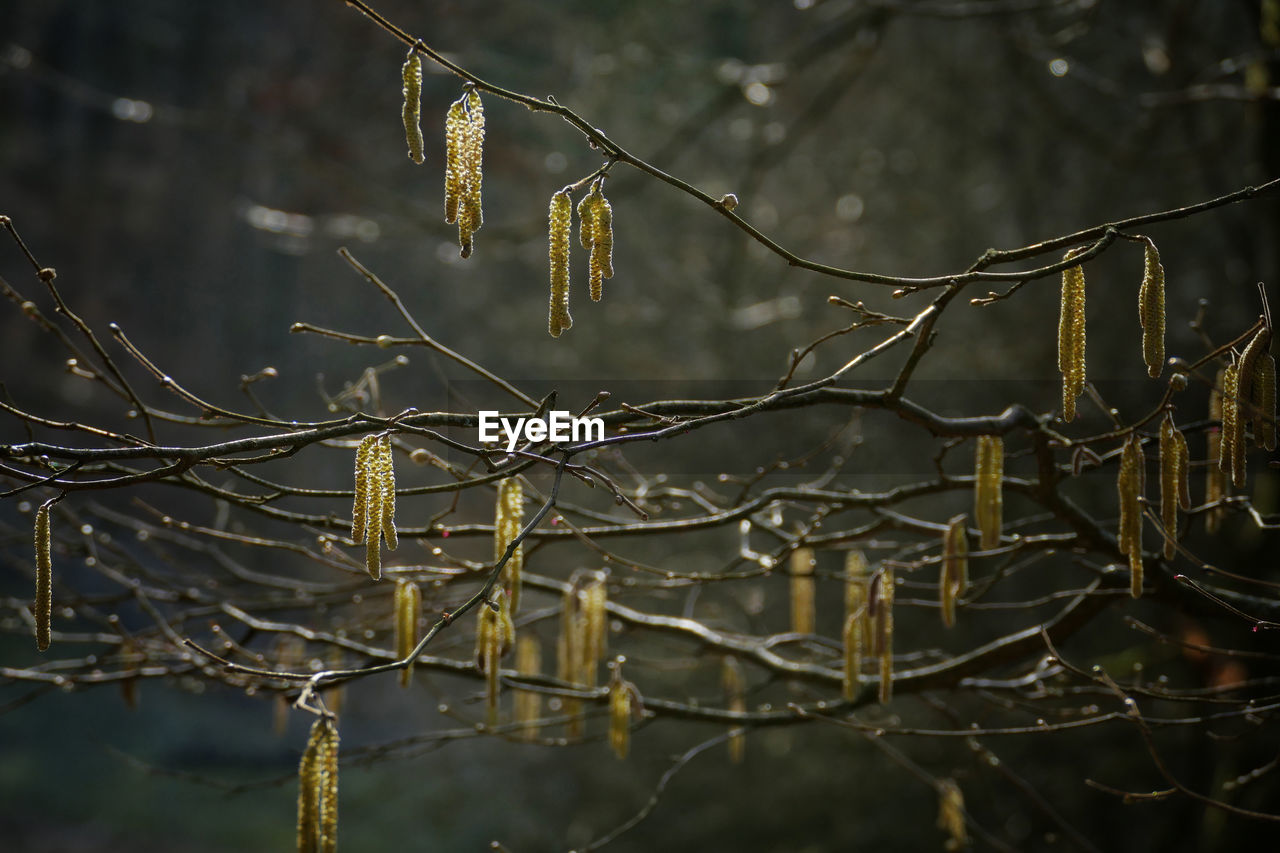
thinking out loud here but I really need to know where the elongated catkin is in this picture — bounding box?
[514,636,541,741]
[548,190,573,337]
[937,779,968,851]
[1117,434,1145,598]
[298,716,340,853]
[876,568,894,704]
[1221,362,1246,488]
[34,500,52,651]
[580,574,608,685]
[1158,413,1189,560]
[608,666,635,760]
[401,48,424,164]
[1058,249,1087,421]
[790,547,816,635]
[444,98,467,225]
[1205,370,1227,534]
[723,657,746,763]
[974,435,1003,549]
[940,515,967,628]
[1254,353,1276,451]
[395,580,421,688]
[557,586,584,736]
[459,89,485,250]
[494,478,524,612]
[1139,239,1165,378]
[1238,327,1271,411]
[589,188,614,302]
[843,551,873,658]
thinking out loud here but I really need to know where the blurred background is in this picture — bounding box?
[2,0,1278,850]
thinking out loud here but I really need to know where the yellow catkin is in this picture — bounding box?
[940,515,967,629]
[576,185,597,251]
[377,436,397,552]
[1206,369,1227,533]
[395,580,420,688]
[494,478,524,613]
[1139,239,1166,378]
[557,586,584,736]
[34,500,52,652]
[457,88,485,257]
[298,717,339,853]
[1058,249,1087,421]
[1158,413,1188,560]
[790,546,816,635]
[476,598,510,727]
[844,551,873,653]
[722,657,746,763]
[443,98,467,225]
[842,612,862,701]
[1117,434,1145,598]
[350,435,377,545]
[937,779,968,851]
[401,49,424,165]
[974,435,1003,550]
[548,190,573,337]
[514,636,542,741]
[590,189,614,302]
[1254,353,1276,451]
[608,669,633,760]
[1238,328,1271,412]
[580,574,608,685]
[876,568,895,704]
[1220,362,1247,489]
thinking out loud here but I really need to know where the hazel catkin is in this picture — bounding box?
[1058,249,1088,422]
[1158,413,1190,560]
[514,636,542,741]
[974,435,1003,550]
[1205,369,1227,534]
[1139,239,1165,378]
[394,579,421,688]
[34,499,52,652]
[874,568,895,704]
[548,190,573,337]
[940,515,968,629]
[723,657,746,763]
[1117,434,1145,598]
[1253,352,1276,451]
[790,546,816,635]
[297,716,340,853]
[401,48,424,165]
[494,478,524,613]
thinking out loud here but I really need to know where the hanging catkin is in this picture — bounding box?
[1205,369,1227,533]
[1238,327,1271,411]
[514,636,542,741]
[940,515,968,629]
[842,612,862,700]
[608,664,636,760]
[34,499,52,652]
[1220,362,1246,489]
[722,657,746,763]
[557,585,585,736]
[1158,413,1190,560]
[937,779,968,851]
[1117,434,1145,598]
[790,546,816,635]
[494,478,524,613]
[351,435,396,580]
[875,568,895,705]
[1058,249,1087,421]
[1139,239,1166,378]
[401,48,424,165]
[579,574,608,685]
[476,596,513,726]
[297,716,340,853]
[974,435,1003,549]
[395,579,421,688]
[444,89,484,257]
[444,98,467,225]
[548,190,573,337]
[1253,353,1276,451]
[844,551,873,656]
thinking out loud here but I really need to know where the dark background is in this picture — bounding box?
[2,1,1278,850]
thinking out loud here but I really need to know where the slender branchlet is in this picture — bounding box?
[1058,249,1087,421]
[494,478,524,613]
[974,435,1003,550]
[875,568,895,704]
[1158,413,1190,560]
[1139,238,1166,378]
[514,635,542,742]
[401,48,424,165]
[395,579,421,688]
[790,546,816,635]
[298,716,339,853]
[940,514,968,629]
[722,657,746,763]
[1117,434,1145,598]
[937,779,968,851]
[34,498,53,651]
[1206,369,1227,533]
[548,190,573,337]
